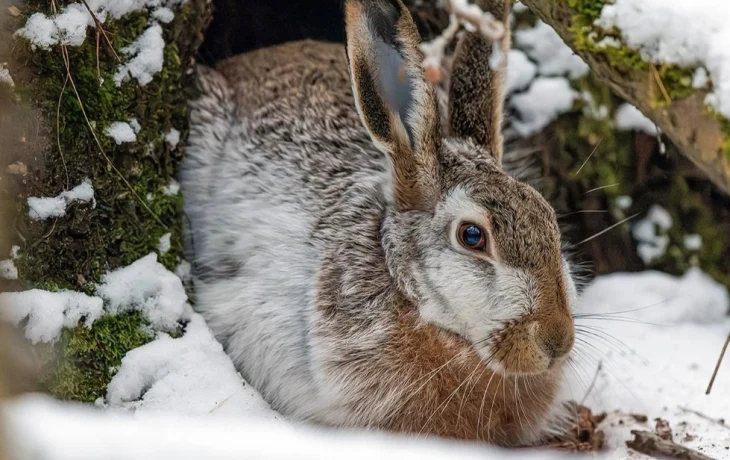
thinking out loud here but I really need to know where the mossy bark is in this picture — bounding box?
[1,0,212,401]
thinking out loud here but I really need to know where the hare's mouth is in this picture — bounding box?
[475,323,573,376]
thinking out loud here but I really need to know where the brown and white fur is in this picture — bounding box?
[180,0,576,447]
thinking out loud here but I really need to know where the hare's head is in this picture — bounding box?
[345,0,575,375]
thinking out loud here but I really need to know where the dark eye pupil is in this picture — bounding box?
[462,225,482,247]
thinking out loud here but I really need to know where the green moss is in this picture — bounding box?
[567,0,695,105]
[38,312,153,402]
[662,179,730,288]
[719,116,730,160]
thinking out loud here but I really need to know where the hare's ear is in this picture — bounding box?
[448,0,510,166]
[345,0,442,211]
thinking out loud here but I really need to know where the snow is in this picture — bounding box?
[683,234,703,251]
[0,62,14,87]
[0,260,18,280]
[158,233,171,254]
[514,21,589,79]
[104,313,282,419]
[614,103,657,135]
[27,178,95,220]
[506,50,536,94]
[165,128,181,147]
[3,395,571,460]
[509,77,578,136]
[570,268,730,459]
[151,7,175,24]
[162,180,180,196]
[106,121,138,144]
[631,205,673,264]
[114,24,165,87]
[595,0,730,119]
[96,253,187,331]
[614,195,633,210]
[0,289,103,344]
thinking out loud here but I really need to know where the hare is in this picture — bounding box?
[180,0,577,446]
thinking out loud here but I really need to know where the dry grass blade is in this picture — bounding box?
[705,329,730,395]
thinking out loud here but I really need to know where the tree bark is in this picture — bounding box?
[519,0,730,196]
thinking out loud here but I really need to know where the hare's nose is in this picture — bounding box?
[535,318,574,362]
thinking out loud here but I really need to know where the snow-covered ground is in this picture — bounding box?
[3,255,729,459]
[569,269,730,459]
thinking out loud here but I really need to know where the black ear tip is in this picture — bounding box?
[355,0,406,46]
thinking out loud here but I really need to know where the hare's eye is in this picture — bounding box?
[457,223,487,251]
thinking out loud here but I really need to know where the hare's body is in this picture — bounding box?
[182,0,576,446]
[182,41,392,416]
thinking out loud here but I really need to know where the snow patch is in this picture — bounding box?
[96,253,187,331]
[505,50,536,94]
[632,205,673,264]
[114,24,165,87]
[0,290,103,344]
[0,63,14,87]
[0,260,18,280]
[157,233,171,254]
[614,195,633,210]
[515,21,589,79]
[614,103,657,135]
[509,77,578,136]
[151,7,175,24]
[105,313,281,419]
[106,121,138,144]
[595,0,730,119]
[27,178,95,221]
[162,180,180,196]
[683,233,703,251]
[164,128,180,147]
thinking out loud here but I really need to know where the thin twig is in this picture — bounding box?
[705,330,730,395]
[80,0,122,62]
[577,213,639,246]
[573,139,602,176]
[626,430,712,460]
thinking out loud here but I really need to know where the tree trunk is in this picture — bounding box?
[1,0,212,401]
